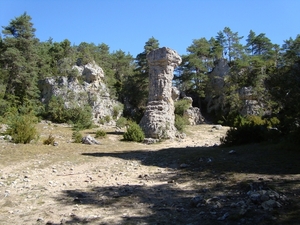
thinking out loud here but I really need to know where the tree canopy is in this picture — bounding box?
[0,12,299,144]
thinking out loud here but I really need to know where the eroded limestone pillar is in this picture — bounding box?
[140,47,182,139]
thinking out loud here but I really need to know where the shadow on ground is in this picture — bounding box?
[54,144,300,224]
[82,144,300,175]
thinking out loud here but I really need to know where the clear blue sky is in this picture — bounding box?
[0,0,299,57]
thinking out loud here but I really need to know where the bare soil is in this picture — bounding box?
[0,122,300,225]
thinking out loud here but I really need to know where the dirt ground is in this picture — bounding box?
[0,123,300,225]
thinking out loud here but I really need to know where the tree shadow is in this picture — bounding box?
[82,144,300,175]
[53,144,300,224]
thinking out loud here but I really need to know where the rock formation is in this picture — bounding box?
[239,86,264,116]
[206,58,229,114]
[39,61,122,124]
[182,97,205,125]
[140,47,182,139]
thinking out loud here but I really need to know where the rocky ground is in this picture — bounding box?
[0,123,300,225]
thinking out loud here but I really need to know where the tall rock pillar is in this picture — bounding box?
[140,47,182,139]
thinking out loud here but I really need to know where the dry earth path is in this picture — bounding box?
[0,123,299,225]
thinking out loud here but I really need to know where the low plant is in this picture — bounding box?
[220,120,281,146]
[95,129,107,138]
[5,111,39,144]
[72,131,82,143]
[123,122,145,142]
[104,115,111,123]
[113,104,124,119]
[43,134,55,145]
[174,98,191,116]
[175,115,189,132]
[116,116,128,128]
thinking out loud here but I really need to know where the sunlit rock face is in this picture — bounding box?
[140,47,182,139]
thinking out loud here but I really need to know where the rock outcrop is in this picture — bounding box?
[140,47,182,139]
[206,59,229,114]
[39,62,122,124]
[239,86,264,116]
[182,97,205,125]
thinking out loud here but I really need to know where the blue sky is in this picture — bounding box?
[0,0,299,57]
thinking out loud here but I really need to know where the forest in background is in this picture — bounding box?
[0,13,299,146]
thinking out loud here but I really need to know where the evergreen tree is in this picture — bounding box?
[175,38,212,98]
[123,37,159,119]
[268,35,300,135]
[1,12,40,108]
[111,50,134,101]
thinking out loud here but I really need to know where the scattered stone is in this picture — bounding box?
[53,141,58,146]
[217,212,229,221]
[212,125,222,130]
[261,199,277,211]
[143,138,159,144]
[179,163,189,168]
[228,150,236,154]
[191,196,205,207]
[82,135,100,145]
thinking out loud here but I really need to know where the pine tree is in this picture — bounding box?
[123,37,159,120]
[1,12,40,108]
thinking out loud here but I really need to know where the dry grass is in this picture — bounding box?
[0,122,300,224]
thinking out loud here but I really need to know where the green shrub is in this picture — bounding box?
[95,129,107,138]
[221,115,282,146]
[116,117,128,128]
[174,99,191,116]
[46,97,93,130]
[104,115,111,123]
[175,115,189,132]
[113,104,124,119]
[123,122,145,142]
[220,125,263,146]
[72,131,82,143]
[46,96,68,123]
[6,112,39,144]
[68,105,93,130]
[43,134,55,145]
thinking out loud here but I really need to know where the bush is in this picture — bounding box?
[123,122,145,142]
[43,134,55,145]
[6,112,39,144]
[95,129,107,138]
[174,99,191,116]
[175,115,189,132]
[220,124,267,146]
[116,117,128,128]
[68,105,93,130]
[46,96,68,123]
[220,114,283,146]
[104,115,111,123]
[46,97,93,130]
[112,104,124,119]
[72,131,82,143]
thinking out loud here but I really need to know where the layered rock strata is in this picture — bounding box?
[39,62,122,124]
[140,47,182,139]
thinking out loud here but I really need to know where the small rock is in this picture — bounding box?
[180,163,189,168]
[212,125,222,130]
[261,199,277,210]
[250,193,261,203]
[218,212,229,220]
[82,135,100,145]
[191,196,205,207]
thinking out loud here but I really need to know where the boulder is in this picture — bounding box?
[82,135,100,145]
